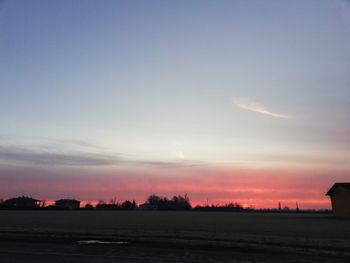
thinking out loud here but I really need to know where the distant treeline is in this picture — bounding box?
[0,195,331,213]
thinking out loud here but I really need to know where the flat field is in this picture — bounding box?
[0,211,349,262]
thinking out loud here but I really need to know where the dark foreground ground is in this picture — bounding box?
[0,211,349,262]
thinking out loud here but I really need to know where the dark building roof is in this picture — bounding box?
[3,196,40,208]
[5,196,39,203]
[326,183,350,196]
[55,199,80,203]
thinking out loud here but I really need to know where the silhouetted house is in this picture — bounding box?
[55,199,80,210]
[3,196,40,209]
[326,183,350,217]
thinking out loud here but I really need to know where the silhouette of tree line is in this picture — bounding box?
[193,202,244,212]
[0,195,331,213]
[143,194,191,210]
[94,199,137,210]
[0,195,191,211]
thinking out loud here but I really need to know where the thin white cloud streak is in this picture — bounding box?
[0,145,202,168]
[233,97,293,119]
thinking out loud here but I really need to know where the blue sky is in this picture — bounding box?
[1,0,350,207]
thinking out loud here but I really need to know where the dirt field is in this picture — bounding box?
[0,211,349,262]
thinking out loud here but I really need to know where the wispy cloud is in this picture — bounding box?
[0,146,116,166]
[233,97,292,119]
[0,144,202,168]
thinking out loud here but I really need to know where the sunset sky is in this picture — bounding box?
[1,0,350,208]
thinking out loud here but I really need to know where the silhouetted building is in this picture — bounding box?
[3,196,40,209]
[326,183,350,217]
[55,199,80,210]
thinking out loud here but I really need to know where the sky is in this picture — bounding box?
[1,0,350,209]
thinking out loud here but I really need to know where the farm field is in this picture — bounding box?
[0,211,349,262]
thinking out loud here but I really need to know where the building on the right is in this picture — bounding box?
[326,183,350,217]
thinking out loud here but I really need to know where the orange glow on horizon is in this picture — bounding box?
[1,165,346,210]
